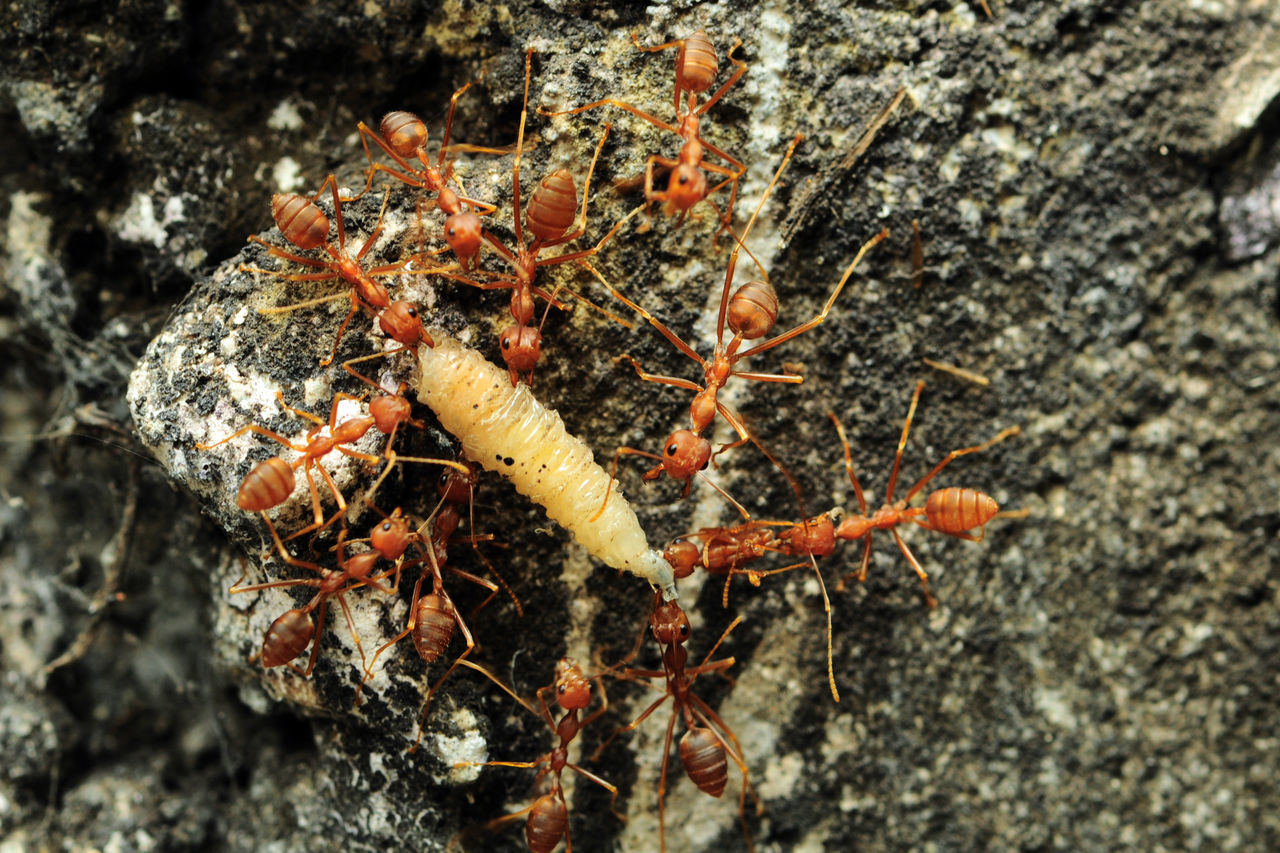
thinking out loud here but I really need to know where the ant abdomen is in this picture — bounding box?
[926,487,998,534]
[412,593,455,662]
[261,608,314,668]
[525,793,568,853]
[679,726,728,797]
[379,111,428,159]
[726,280,778,340]
[270,193,329,251]
[236,457,295,512]
[525,169,577,243]
[680,31,719,94]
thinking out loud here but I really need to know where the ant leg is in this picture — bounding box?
[890,528,938,608]
[900,425,1022,505]
[736,227,890,361]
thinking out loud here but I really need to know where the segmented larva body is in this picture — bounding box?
[415,333,676,598]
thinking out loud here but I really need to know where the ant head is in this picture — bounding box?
[437,465,478,504]
[444,211,482,263]
[553,658,591,710]
[500,323,542,384]
[651,599,692,646]
[271,193,329,251]
[378,301,427,348]
[371,512,412,560]
[664,539,700,579]
[368,394,412,434]
[727,280,778,341]
[658,429,712,480]
[380,111,428,159]
[666,163,707,211]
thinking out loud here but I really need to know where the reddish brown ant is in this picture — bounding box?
[346,81,509,270]
[455,657,620,853]
[242,173,429,365]
[594,592,761,852]
[197,390,382,553]
[461,49,622,386]
[592,136,887,509]
[356,490,516,716]
[825,382,1025,607]
[229,528,397,678]
[197,390,465,559]
[542,30,748,234]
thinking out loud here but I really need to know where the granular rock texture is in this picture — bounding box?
[3,1,1279,851]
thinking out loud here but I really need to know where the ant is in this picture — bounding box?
[663,521,794,607]
[242,173,429,365]
[455,657,620,853]
[452,49,618,386]
[596,592,761,852]
[346,80,509,270]
[229,527,397,678]
[355,501,507,732]
[823,381,1025,608]
[197,390,382,553]
[542,30,747,234]
[197,390,465,560]
[593,135,887,509]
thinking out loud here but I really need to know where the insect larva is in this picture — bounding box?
[414,333,676,599]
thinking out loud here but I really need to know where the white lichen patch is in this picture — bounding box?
[6,191,53,284]
[114,185,187,249]
[267,99,305,132]
[272,156,306,193]
[433,708,488,784]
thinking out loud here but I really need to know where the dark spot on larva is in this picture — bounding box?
[503,456,515,466]
[472,404,480,410]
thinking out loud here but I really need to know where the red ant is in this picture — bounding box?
[346,80,508,270]
[593,136,887,509]
[663,520,804,607]
[229,527,397,678]
[449,49,619,386]
[197,389,465,559]
[542,30,747,234]
[455,657,620,853]
[242,173,429,365]
[596,592,760,852]
[821,382,1024,608]
[197,390,382,553]
[356,494,513,728]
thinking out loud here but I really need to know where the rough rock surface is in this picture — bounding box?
[3,1,1279,851]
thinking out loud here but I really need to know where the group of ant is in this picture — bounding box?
[198,31,1024,852]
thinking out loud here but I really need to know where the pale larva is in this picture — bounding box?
[415,332,676,599]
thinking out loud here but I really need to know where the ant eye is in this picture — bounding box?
[557,684,566,695]
[666,442,679,457]
[678,174,689,185]
[679,623,690,637]
[381,522,392,532]
[502,336,512,349]
[408,307,418,317]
